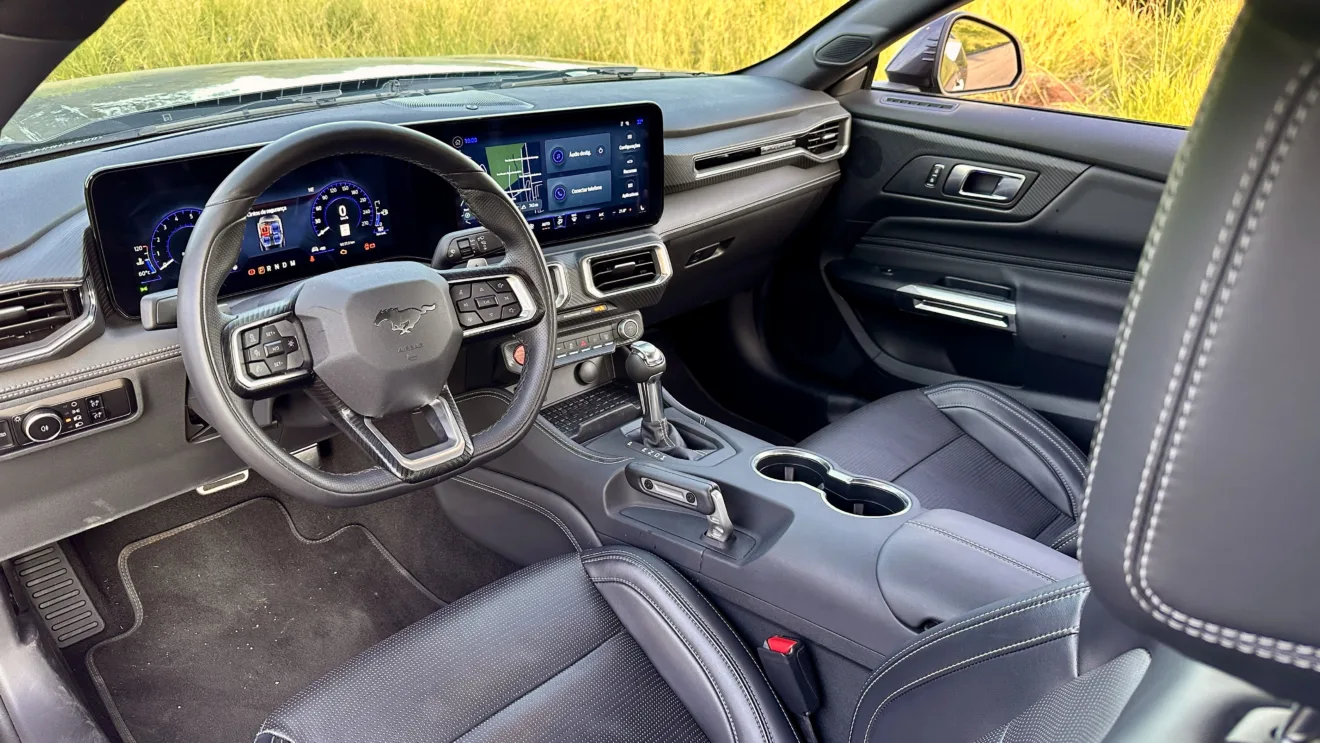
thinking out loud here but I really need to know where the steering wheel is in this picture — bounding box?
[177,121,557,506]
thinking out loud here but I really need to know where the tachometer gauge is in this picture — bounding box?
[311,181,374,242]
[150,208,202,272]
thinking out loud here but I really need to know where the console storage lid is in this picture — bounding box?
[877,509,1081,630]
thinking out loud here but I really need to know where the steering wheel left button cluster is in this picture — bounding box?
[231,314,311,392]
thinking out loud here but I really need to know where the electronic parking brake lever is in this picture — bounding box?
[625,461,733,544]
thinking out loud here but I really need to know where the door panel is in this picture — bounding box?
[772,91,1180,448]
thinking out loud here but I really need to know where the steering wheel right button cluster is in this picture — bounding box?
[451,278,523,329]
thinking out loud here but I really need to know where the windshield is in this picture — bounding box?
[1,0,850,158]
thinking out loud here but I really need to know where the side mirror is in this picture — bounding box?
[884,14,1023,96]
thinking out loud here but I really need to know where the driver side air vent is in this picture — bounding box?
[584,246,668,297]
[797,120,844,156]
[0,287,82,352]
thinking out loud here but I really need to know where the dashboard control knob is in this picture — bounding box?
[617,318,641,342]
[22,408,63,443]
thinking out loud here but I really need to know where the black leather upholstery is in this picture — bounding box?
[801,381,1085,552]
[256,547,795,743]
[876,509,1082,630]
[1079,0,1320,706]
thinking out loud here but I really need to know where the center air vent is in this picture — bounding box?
[584,246,667,297]
[797,120,844,156]
[0,287,82,352]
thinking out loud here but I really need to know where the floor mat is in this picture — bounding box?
[86,497,443,743]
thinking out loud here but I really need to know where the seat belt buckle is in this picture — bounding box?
[757,635,821,716]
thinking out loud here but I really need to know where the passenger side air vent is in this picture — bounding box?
[584,246,667,296]
[0,287,82,352]
[694,144,771,172]
[797,120,844,156]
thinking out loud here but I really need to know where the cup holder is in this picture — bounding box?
[753,448,911,518]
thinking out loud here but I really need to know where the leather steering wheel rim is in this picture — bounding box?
[177,121,557,506]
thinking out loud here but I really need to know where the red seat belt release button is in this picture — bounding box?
[757,635,820,715]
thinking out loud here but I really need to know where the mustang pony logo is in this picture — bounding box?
[374,304,437,335]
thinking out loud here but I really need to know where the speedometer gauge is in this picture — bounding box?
[150,208,201,271]
[311,181,375,242]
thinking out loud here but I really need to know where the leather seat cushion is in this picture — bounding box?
[800,382,1085,551]
[257,547,795,743]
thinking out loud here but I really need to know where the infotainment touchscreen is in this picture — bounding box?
[414,102,662,243]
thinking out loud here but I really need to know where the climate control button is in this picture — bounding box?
[22,408,63,443]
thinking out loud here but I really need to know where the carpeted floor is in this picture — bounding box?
[84,497,445,743]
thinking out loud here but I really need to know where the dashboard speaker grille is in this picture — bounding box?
[797,121,844,156]
[0,287,81,352]
[815,35,875,65]
[587,248,659,294]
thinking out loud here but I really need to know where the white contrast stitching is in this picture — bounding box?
[1077,19,1247,561]
[583,550,798,743]
[928,385,1089,475]
[586,573,741,743]
[909,521,1059,582]
[861,627,1080,743]
[926,394,1080,517]
[0,345,180,399]
[846,581,1088,742]
[1125,55,1320,669]
[1050,528,1079,550]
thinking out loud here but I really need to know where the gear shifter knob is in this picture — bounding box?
[625,341,666,384]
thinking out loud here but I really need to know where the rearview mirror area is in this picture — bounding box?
[885,13,1023,97]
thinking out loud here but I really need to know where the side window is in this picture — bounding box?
[874,0,1242,128]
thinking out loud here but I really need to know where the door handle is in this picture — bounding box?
[897,284,1017,332]
[944,164,1027,202]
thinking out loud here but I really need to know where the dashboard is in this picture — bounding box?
[88,103,664,317]
[0,73,850,565]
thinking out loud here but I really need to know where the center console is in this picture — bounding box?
[442,328,1083,669]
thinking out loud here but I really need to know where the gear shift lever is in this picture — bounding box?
[625,341,689,452]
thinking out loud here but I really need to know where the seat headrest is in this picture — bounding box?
[1080,0,1320,706]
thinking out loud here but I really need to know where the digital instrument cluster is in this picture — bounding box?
[89,103,664,318]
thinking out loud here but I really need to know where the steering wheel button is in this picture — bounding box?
[285,350,307,371]
[247,361,272,378]
[450,284,472,301]
[456,298,477,313]
[268,356,288,374]
[244,346,265,362]
[495,292,516,306]
[260,324,282,343]
[490,279,511,293]
[477,306,502,323]
[501,304,522,319]
[282,336,299,353]
[475,296,498,309]
[459,311,483,328]
[263,340,286,357]
[241,328,262,348]
[471,282,496,298]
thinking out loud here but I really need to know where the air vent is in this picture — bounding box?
[0,287,82,352]
[585,247,662,295]
[797,120,844,156]
[694,145,769,172]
